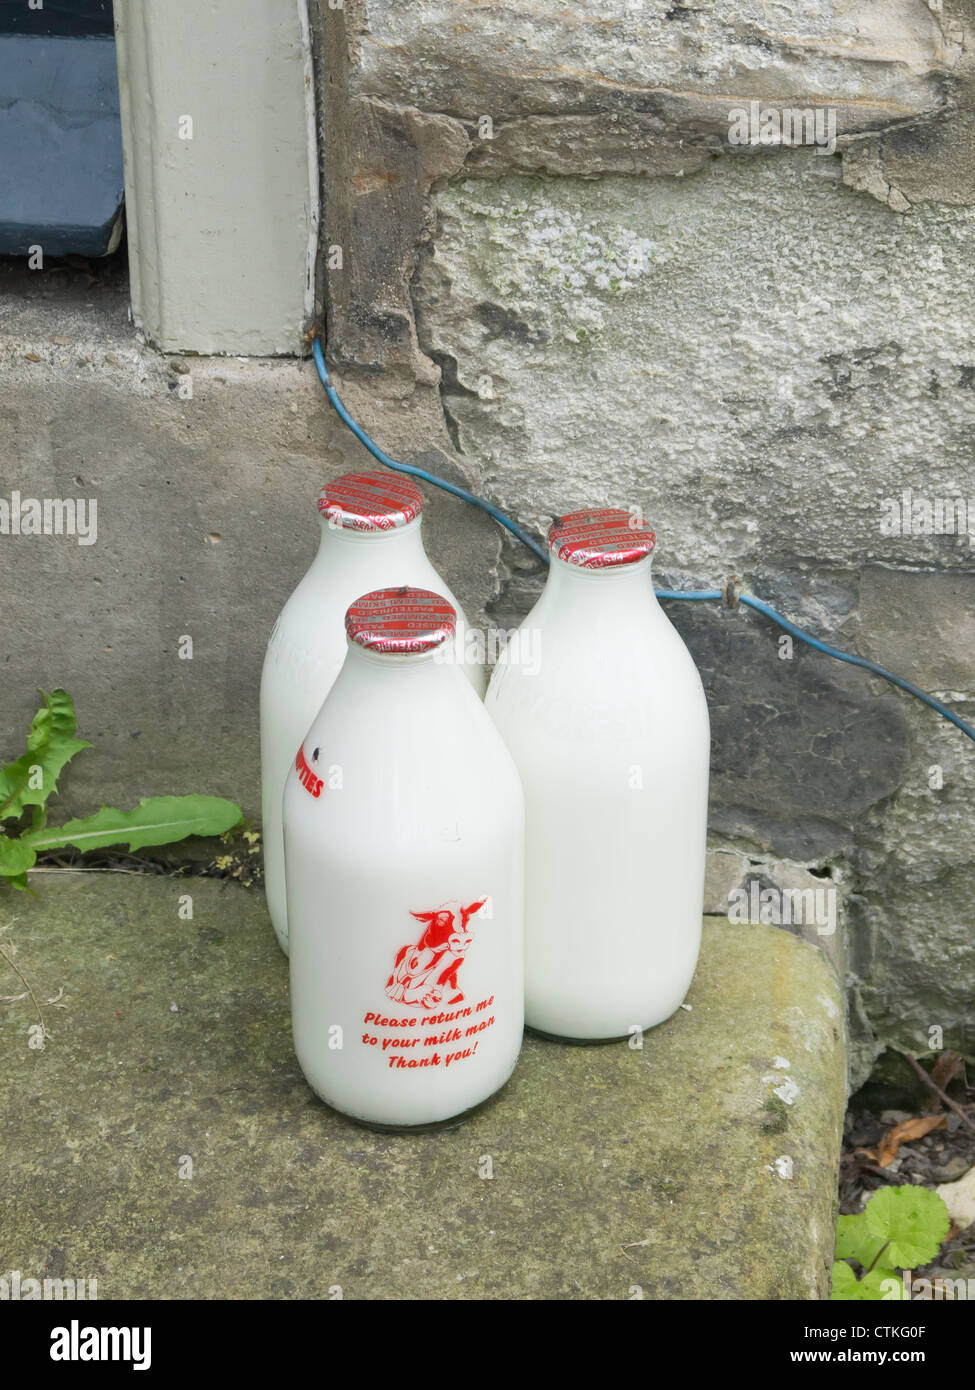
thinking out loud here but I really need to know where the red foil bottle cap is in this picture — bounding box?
[345,587,457,655]
[548,508,656,568]
[318,472,424,531]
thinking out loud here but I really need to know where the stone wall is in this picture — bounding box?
[316,0,975,1083]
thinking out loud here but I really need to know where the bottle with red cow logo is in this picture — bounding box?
[260,472,485,958]
[485,508,710,1043]
[283,586,524,1130]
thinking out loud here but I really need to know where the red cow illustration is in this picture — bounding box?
[385,899,487,1009]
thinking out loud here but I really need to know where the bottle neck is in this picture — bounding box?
[312,514,427,567]
[543,552,659,616]
[342,638,449,680]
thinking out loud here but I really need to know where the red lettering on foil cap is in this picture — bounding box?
[548,508,656,568]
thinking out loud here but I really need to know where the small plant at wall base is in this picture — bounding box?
[0,690,242,1040]
[0,689,242,890]
[832,1185,951,1299]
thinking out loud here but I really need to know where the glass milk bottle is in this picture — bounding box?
[260,472,485,956]
[283,587,524,1131]
[485,509,710,1043]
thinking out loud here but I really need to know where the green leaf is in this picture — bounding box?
[25,796,243,855]
[831,1260,906,1301]
[830,1261,860,1300]
[0,689,90,822]
[859,1269,908,1300]
[0,837,38,879]
[835,1213,896,1271]
[864,1185,951,1269]
[0,830,33,890]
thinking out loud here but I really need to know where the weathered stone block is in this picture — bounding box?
[414,156,975,575]
[667,599,910,860]
[850,695,975,1076]
[353,0,949,127]
[705,843,847,978]
[0,874,846,1299]
[859,566,975,692]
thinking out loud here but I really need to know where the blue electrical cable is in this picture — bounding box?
[656,589,723,602]
[737,593,975,742]
[312,338,549,563]
[312,337,975,746]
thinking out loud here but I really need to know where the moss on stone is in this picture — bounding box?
[0,873,846,1299]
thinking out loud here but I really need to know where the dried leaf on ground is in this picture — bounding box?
[855,1114,947,1167]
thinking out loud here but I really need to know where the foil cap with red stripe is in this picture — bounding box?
[548,508,656,568]
[318,472,424,531]
[345,587,456,655]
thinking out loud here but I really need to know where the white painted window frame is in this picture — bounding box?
[113,0,319,356]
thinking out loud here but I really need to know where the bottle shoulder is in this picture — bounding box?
[266,550,472,644]
[307,665,521,784]
[494,603,704,690]
[486,605,709,747]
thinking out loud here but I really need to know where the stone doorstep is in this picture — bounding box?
[0,873,846,1301]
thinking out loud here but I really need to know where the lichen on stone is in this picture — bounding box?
[441,179,666,345]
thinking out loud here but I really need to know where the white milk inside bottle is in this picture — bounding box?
[283,586,524,1130]
[485,508,710,1042]
[260,473,485,956]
